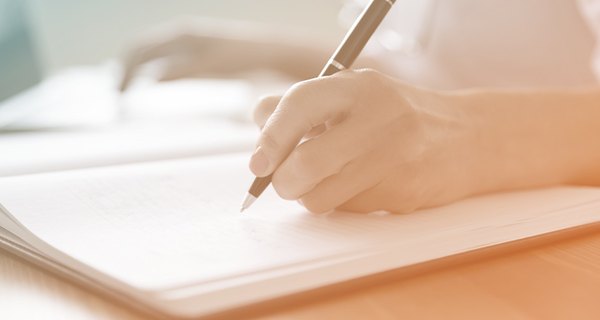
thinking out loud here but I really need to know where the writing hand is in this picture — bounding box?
[250,69,476,213]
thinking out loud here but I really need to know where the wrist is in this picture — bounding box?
[453,89,597,196]
[458,92,514,196]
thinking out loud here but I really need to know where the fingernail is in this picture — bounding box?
[249,146,270,176]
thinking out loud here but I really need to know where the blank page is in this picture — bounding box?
[0,119,257,177]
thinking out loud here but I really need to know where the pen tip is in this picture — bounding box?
[239,193,256,213]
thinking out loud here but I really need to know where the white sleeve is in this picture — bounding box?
[577,0,600,82]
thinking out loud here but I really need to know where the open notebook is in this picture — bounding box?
[1,152,600,318]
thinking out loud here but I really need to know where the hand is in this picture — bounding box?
[119,17,332,91]
[119,17,271,91]
[250,69,477,213]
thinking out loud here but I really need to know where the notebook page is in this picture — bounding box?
[0,154,392,290]
[1,153,600,293]
[0,119,257,177]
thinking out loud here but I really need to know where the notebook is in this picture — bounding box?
[1,152,600,318]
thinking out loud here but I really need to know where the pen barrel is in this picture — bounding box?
[320,0,395,77]
[249,175,273,198]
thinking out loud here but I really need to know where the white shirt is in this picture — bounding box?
[362,0,600,89]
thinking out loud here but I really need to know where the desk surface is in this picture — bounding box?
[2,230,600,320]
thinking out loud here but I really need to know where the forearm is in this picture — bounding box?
[454,87,600,195]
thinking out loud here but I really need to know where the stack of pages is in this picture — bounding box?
[2,150,600,318]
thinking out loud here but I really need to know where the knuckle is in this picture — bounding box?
[336,68,385,102]
[287,80,312,96]
[355,68,390,89]
[285,83,311,109]
[260,95,282,106]
[285,79,322,108]
[354,68,382,81]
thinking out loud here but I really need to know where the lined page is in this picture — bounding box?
[1,153,600,292]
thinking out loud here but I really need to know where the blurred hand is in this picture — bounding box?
[119,18,268,91]
[250,69,477,214]
[119,17,331,91]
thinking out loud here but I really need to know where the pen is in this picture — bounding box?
[240,0,396,212]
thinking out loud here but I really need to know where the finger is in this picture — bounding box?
[271,118,371,200]
[335,187,393,214]
[338,164,429,214]
[156,54,209,82]
[336,180,422,214]
[249,72,356,177]
[296,155,383,213]
[119,35,187,92]
[253,96,327,135]
[253,95,282,129]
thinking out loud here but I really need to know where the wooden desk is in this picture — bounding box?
[2,230,600,320]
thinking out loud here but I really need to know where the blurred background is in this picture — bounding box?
[23,0,346,75]
[2,0,597,179]
[0,0,352,176]
[1,0,436,176]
